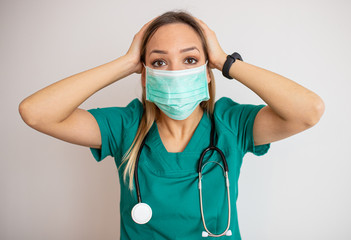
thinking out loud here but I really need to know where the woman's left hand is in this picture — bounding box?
[195,17,228,70]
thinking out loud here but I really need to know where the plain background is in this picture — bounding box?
[1,0,350,239]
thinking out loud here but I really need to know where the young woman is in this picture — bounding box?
[19,11,324,239]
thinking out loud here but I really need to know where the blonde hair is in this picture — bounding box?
[118,10,216,190]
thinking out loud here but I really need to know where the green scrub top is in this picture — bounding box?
[88,97,270,240]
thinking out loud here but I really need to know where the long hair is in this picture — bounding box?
[118,10,216,191]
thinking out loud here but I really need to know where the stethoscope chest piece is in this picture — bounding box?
[131,202,152,224]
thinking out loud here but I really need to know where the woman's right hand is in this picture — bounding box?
[125,18,155,74]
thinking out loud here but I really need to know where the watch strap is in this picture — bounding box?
[222,52,243,79]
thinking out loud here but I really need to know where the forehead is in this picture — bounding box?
[146,23,203,52]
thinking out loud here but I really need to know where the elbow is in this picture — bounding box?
[303,96,325,128]
[19,99,40,128]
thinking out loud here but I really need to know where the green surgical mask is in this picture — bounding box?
[145,62,210,120]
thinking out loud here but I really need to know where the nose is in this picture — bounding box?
[167,61,183,71]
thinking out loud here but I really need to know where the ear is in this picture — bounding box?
[206,67,211,84]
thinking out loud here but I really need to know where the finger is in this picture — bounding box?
[139,16,157,33]
[194,17,210,31]
[133,17,156,44]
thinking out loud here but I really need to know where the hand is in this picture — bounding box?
[125,18,155,74]
[195,17,228,71]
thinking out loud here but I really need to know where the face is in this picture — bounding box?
[142,23,211,86]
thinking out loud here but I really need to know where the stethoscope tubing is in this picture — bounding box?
[198,170,231,237]
[197,146,228,172]
[197,116,231,237]
[134,132,149,203]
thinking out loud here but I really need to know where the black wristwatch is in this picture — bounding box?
[222,52,243,79]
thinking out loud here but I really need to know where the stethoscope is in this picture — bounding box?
[131,115,232,238]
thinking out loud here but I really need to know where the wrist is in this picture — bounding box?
[214,52,228,71]
[121,54,141,74]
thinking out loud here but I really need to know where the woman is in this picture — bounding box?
[19,11,324,239]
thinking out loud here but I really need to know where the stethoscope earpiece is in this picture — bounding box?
[202,230,232,238]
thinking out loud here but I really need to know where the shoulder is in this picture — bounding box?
[214,96,239,109]
[87,98,144,128]
[88,98,143,115]
[213,96,266,132]
[214,96,265,115]
[213,97,239,133]
[213,96,243,120]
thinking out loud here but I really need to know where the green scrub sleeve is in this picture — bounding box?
[243,104,271,156]
[87,98,143,162]
[87,107,116,162]
[214,97,270,156]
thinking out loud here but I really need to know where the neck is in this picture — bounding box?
[156,105,204,140]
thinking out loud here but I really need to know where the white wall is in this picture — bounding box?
[1,0,350,239]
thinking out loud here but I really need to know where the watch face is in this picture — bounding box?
[227,55,236,62]
[232,52,243,61]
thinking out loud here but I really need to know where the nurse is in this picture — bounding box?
[19,11,324,239]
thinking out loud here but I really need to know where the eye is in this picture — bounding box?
[184,57,198,65]
[151,59,166,67]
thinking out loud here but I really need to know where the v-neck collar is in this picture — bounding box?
[147,110,210,155]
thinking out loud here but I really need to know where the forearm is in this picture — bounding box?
[225,59,324,126]
[19,55,136,125]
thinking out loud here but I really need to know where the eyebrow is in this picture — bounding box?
[149,46,200,56]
